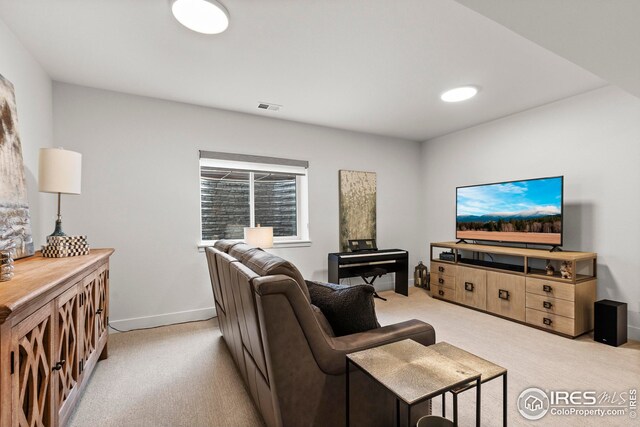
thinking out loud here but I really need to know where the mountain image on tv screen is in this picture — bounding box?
[456,176,563,245]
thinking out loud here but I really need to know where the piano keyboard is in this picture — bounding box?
[328,248,409,296]
[339,260,397,268]
[337,251,407,259]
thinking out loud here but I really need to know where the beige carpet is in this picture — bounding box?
[69,288,639,427]
[68,318,263,427]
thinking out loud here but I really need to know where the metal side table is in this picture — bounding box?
[346,339,482,427]
[431,342,508,427]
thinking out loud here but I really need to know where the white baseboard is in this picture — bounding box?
[109,278,418,332]
[109,306,216,332]
[628,325,640,341]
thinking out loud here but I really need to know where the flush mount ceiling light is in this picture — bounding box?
[440,86,479,103]
[171,0,229,34]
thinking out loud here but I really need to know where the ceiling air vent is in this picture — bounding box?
[257,102,282,112]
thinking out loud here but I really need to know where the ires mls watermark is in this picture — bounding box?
[518,387,637,420]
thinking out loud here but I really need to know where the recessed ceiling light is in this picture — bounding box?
[440,86,479,103]
[171,0,229,34]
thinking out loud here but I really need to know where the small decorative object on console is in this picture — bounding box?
[414,261,429,289]
[560,261,573,279]
[545,263,555,276]
[41,235,90,258]
[0,242,16,282]
[439,251,457,262]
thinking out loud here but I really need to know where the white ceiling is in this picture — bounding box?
[456,0,640,99]
[0,0,606,141]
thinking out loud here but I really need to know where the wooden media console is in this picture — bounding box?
[430,242,597,338]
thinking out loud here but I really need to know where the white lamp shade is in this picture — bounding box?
[38,148,82,194]
[244,226,273,248]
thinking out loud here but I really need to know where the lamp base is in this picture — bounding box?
[49,219,67,237]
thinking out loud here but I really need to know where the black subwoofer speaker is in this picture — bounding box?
[594,300,627,347]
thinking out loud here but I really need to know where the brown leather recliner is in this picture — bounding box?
[206,242,436,427]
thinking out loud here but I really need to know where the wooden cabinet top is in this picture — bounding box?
[0,248,114,324]
[431,241,596,261]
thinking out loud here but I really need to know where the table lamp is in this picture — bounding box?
[38,148,82,237]
[244,225,273,249]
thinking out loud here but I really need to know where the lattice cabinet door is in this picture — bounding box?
[95,264,109,350]
[11,302,55,427]
[78,272,97,380]
[79,263,109,379]
[54,286,81,425]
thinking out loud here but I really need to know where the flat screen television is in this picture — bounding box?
[456,176,563,246]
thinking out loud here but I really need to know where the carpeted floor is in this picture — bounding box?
[69,288,639,427]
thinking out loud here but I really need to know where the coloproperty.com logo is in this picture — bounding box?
[518,387,637,420]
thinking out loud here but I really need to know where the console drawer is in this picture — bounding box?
[526,277,575,301]
[526,293,575,318]
[431,261,456,277]
[431,284,456,303]
[430,273,455,290]
[526,308,575,336]
[486,271,525,322]
[456,266,486,310]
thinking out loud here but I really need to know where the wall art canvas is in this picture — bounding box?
[0,73,34,259]
[339,170,376,252]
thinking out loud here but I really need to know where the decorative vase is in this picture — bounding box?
[0,242,16,282]
[560,261,573,279]
[545,263,555,276]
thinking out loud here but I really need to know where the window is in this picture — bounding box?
[199,151,309,245]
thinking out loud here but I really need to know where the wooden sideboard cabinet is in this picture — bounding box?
[0,249,114,427]
[430,242,597,338]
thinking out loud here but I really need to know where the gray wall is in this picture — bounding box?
[53,83,423,329]
[15,31,636,338]
[420,86,640,340]
[0,17,54,249]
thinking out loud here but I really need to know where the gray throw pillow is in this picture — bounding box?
[305,280,380,336]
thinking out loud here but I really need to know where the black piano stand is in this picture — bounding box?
[362,268,387,301]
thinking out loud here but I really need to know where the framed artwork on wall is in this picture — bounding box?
[0,73,34,259]
[339,170,377,252]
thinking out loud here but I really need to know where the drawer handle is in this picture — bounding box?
[438,290,445,296]
[438,278,444,284]
[543,285,553,293]
[464,282,474,292]
[543,301,553,309]
[438,266,445,272]
[96,308,103,315]
[52,359,66,371]
[498,289,510,300]
[543,317,553,326]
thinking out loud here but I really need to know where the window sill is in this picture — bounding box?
[198,239,312,252]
